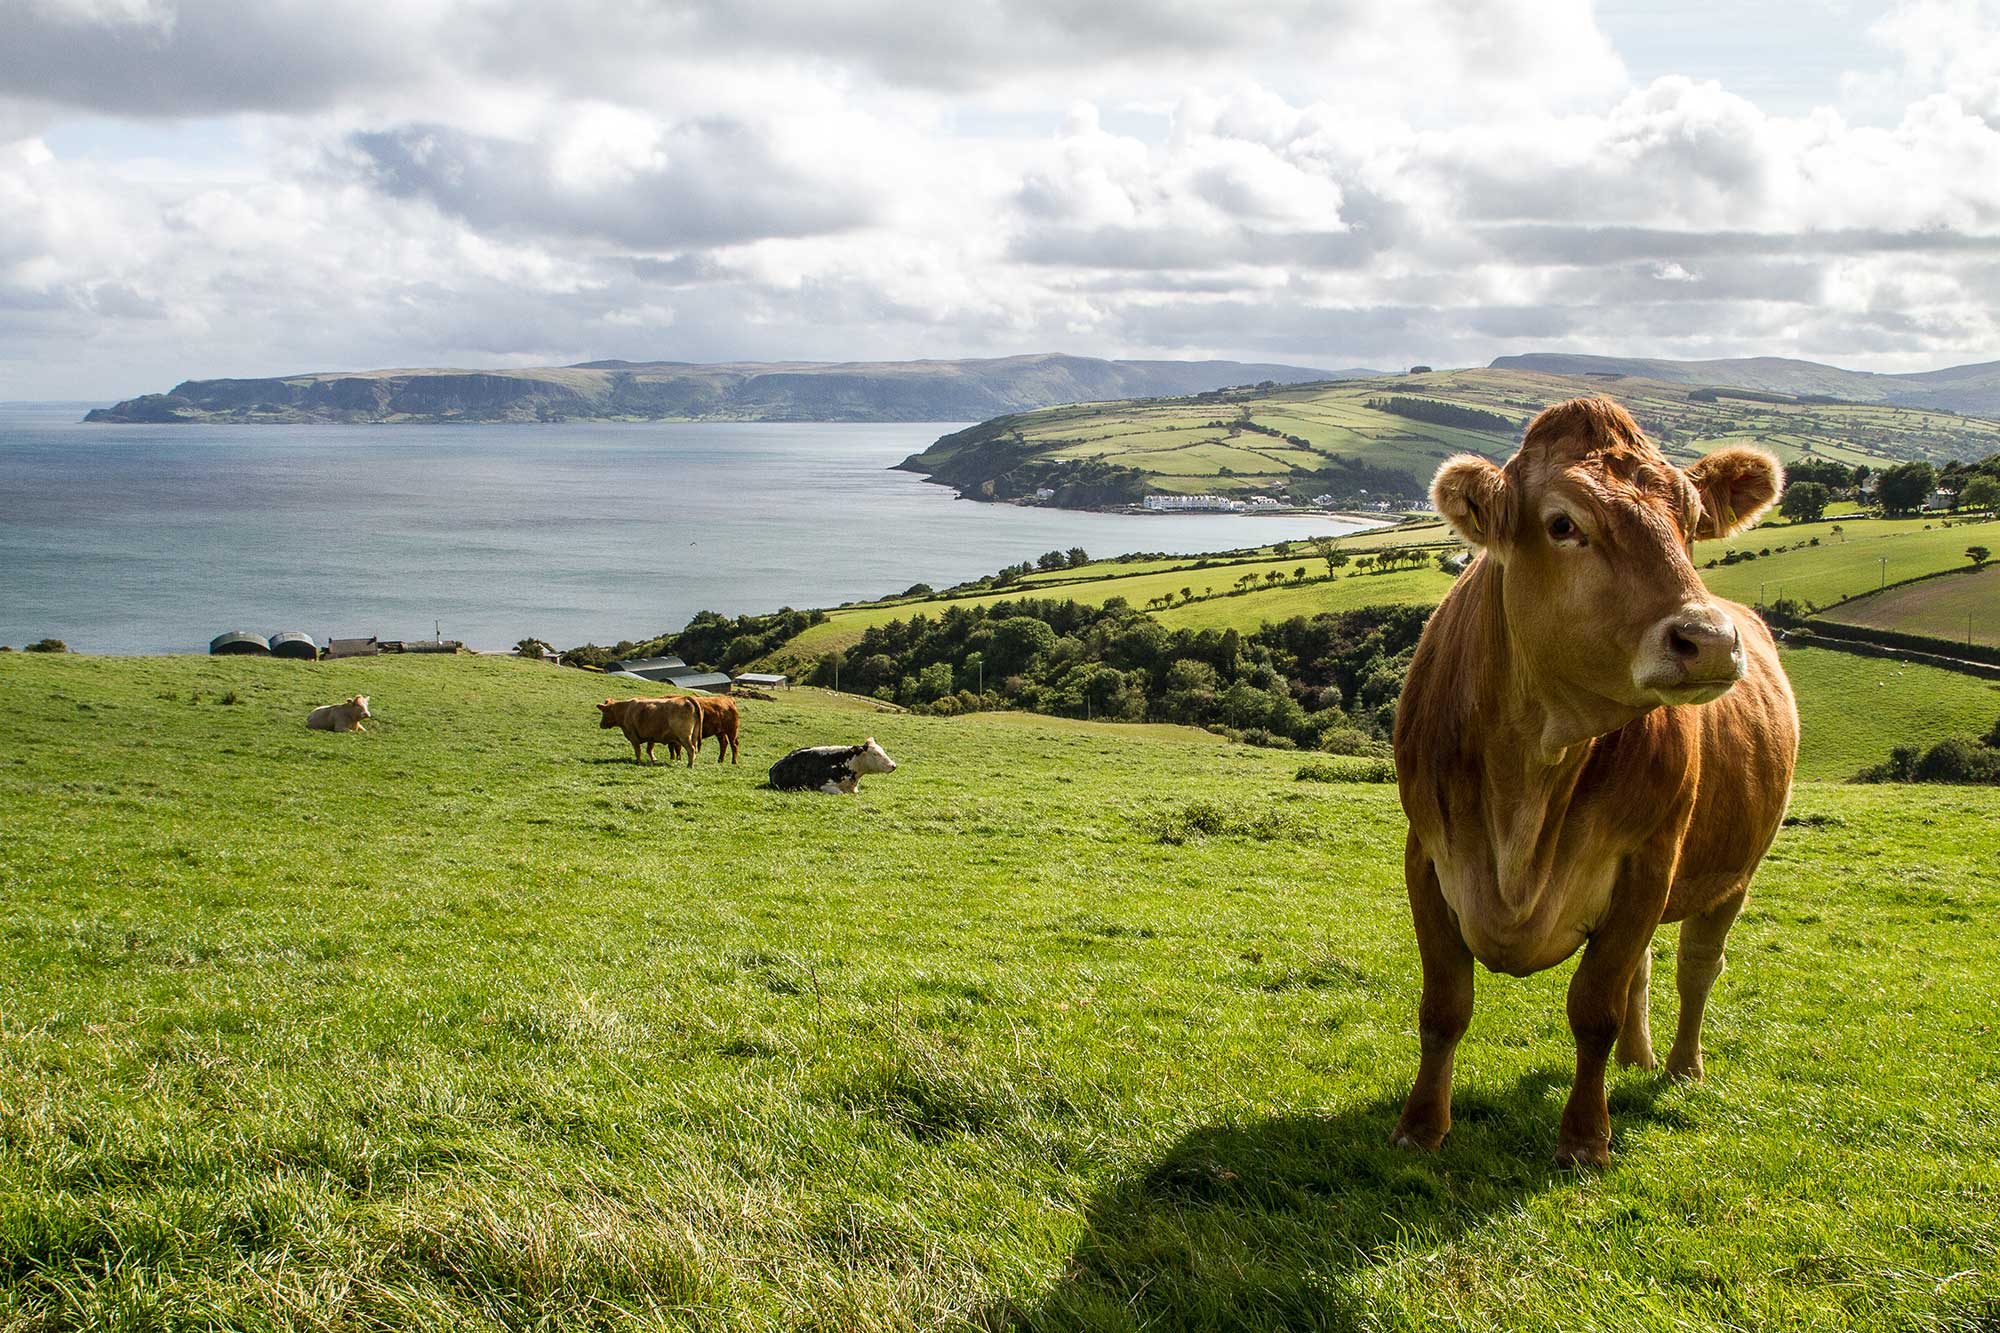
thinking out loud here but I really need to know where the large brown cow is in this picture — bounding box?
[596,697,701,767]
[691,696,740,764]
[1390,396,1797,1168]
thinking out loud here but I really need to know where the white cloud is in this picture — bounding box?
[0,0,1997,397]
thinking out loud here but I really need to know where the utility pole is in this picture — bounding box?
[1880,557,1888,589]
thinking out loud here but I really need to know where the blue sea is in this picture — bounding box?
[0,404,1379,654]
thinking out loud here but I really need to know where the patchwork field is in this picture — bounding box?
[761,513,1999,674]
[2,652,1997,1330]
[1820,563,2000,649]
[901,368,2000,506]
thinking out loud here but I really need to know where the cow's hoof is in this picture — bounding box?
[1616,1047,1657,1071]
[1389,1120,1447,1152]
[1664,1052,1704,1082]
[1553,1136,1611,1170]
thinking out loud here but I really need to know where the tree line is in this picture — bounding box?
[809,597,1432,752]
[559,608,830,672]
[1364,396,1517,434]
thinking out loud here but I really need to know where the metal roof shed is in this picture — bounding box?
[732,672,790,689]
[606,655,689,681]
[665,671,733,691]
[209,631,270,656]
[268,631,318,660]
[327,637,381,658]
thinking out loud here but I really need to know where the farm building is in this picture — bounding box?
[732,672,789,690]
[665,671,732,691]
[208,631,270,656]
[396,640,462,654]
[604,655,688,682]
[267,631,318,660]
[327,637,380,659]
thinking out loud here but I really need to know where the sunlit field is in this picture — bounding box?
[3,652,1996,1330]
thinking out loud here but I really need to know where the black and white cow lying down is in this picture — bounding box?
[768,738,898,793]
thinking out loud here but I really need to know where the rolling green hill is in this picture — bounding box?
[2,651,1996,1328]
[1819,562,2000,648]
[759,511,1998,673]
[897,368,2000,508]
[1491,352,2000,418]
[81,354,1343,425]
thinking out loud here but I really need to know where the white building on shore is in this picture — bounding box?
[1143,494,1244,512]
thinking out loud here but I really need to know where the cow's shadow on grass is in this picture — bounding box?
[984,1069,1689,1331]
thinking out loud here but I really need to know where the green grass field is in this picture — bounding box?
[766,522,1450,667]
[762,514,1999,673]
[1819,564,2000,648]
[3,652,1998,1330]
[1702,517,2000,611]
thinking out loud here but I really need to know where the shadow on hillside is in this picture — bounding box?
[982,1070,1678,1331]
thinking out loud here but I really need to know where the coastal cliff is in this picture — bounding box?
[83,354,1337,424]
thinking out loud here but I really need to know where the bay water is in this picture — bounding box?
[0,405,1378,654]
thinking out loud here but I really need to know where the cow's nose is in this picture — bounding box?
[1648,609,1743,687]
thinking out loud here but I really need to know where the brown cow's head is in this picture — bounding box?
[596,699,621,729]
[1432,397,1780,710]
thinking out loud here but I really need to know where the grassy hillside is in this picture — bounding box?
[898,368,2000,507]
[1818,564,2000,648]
[1491,352,2000,418]
[2,653,1997,1330]
[760,512,1998,671]
[1700,516,2000,610]
[766,521,1451,666]
[1781,644,2000,777]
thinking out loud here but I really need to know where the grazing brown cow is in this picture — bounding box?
[691,695,740,764]
[1389,397,1797,1168]
[596,697,701,767]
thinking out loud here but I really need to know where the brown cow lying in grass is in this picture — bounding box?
[305,695,370,732]
[596,697,701,766]
[692,696,740,764]
[1390,396,1797,1168]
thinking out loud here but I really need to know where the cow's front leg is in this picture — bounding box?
[1558,860,1671,1168]
[1391,834,1473,1152]
[1615,944,1656,1070]
[1666,890,1745,1081]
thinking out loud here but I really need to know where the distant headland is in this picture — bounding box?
[81,354,1369,425]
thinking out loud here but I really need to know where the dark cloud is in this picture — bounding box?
[0,2,427,116]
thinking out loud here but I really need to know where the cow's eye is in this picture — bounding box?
[1547,514,1583,544]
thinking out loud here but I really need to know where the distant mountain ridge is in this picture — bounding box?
[82,354,1361,425]
[1490,353,2000,417]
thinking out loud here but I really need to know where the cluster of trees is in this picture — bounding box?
[0,640,67,653]
[560,608,828,671]
[1777,458,1870,522]
[810,597,1432,751]
[1364,396,1515,434]
[1858,716,2000,785]
[1773,455,2000,521]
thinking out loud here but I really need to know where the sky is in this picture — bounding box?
[1,0,1997,399]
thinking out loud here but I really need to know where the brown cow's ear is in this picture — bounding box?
[1432,454,1512,549]
[1687,447,1781,539]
